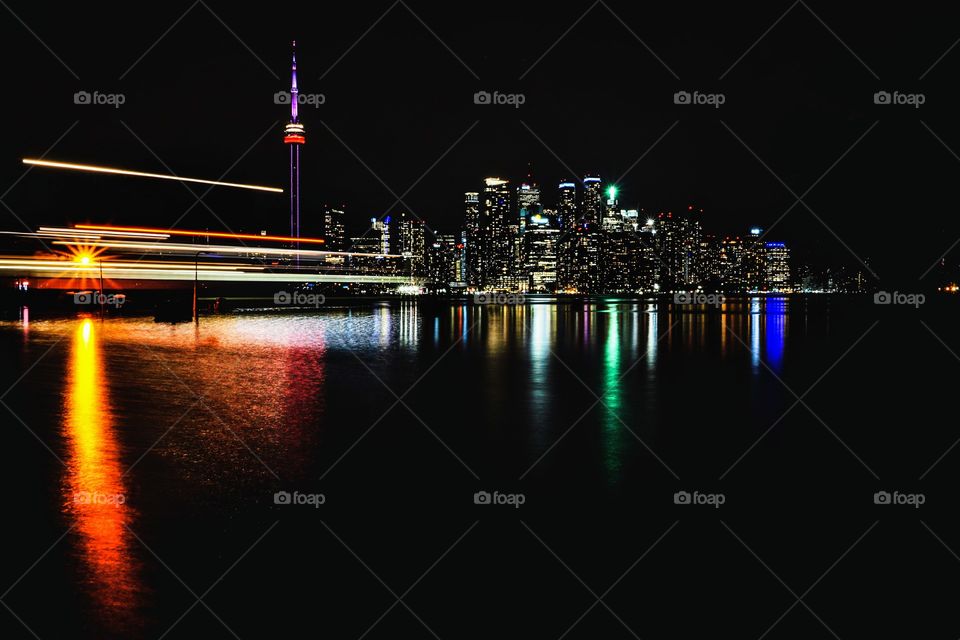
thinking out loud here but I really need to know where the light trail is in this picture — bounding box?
[22,159,283,193]
[38,226,171,239]
[51,239,404,259]
[0,258,411,284]
[75,224,325,245]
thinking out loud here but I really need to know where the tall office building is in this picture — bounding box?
[717,236,745,291]
[601,185,621,231]
[764,242,791,291]
[321,204,346,251]
[655,205,703,291]
[581,175,603,225]
[700,234,722,286]
[603,210,656,293]
[742,227,765,291]
[516,179,541,234]
[568,226,604,293]
[481,177,512,290]
[398,211,427,276]
[524,211,559,292]
[463,192,481,288]
[427,233,461,289]
[557,181,577,231]
[512,180,537,290]
[556,180,578,291]
[655,212,682,291]
[371,216,391,255]
[636,221,658,291]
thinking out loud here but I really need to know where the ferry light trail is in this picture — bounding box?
[22,159,284,193]
[0,225,419,286]
[52,239,402,258]
[0,257,411,284]
[75,224,325,245]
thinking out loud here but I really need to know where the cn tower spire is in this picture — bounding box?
[290,40,299,124]
[283,40,306,254]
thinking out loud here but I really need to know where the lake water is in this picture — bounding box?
[1,298,956,638]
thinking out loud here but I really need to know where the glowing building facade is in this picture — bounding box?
[764,242,791,292]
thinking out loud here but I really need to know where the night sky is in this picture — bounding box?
[2,0,958,285]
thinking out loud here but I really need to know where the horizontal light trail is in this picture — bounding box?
[75,224,325,245]
[23,159,283,193]
[0,260,412,284]
[0,258,258,271]
[50,239,405,259]
[38,226,171,239]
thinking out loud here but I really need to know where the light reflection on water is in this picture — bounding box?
[62,319,142,634]
[602,305,626,479]
[3,300,801,634]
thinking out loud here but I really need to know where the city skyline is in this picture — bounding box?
[4,1,959,290]
[323,170,868,294]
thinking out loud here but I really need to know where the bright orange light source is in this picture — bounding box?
[78,255,92,265]
[75,224,325,245]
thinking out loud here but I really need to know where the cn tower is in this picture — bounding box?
[283,41,306,250]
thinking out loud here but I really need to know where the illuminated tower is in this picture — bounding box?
[283,41,306,249]
[581,175,602,225]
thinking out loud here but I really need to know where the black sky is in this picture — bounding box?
[1,0,958,286]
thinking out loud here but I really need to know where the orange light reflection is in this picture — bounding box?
[63,319,141,632]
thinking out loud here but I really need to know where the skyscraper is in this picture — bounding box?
[557,181,577,232]
[524,211,559,292]
[581,175,603,225]
[514,179,540,288]
[600,186,622,231]
[556,180,577,291]
[481,177,512,290]
[398,211,427,276]
[321,204,346,251]
[282,41,306,249]
[764,242,791,292]
[464,192,481,288]
[428,233,461,290]
[655,205,703,291]
[718,236,745,291]
[568,229,603,293]
[742,227,765,292]
[516,179,541,234]
[371,216,391,255]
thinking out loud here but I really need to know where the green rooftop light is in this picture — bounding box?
[607,186,617,200]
